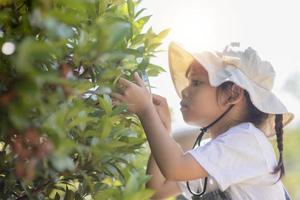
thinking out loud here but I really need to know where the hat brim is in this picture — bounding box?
[168,41,294,137]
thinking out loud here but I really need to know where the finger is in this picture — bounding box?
[111,92,124,101]
[134,72,146,87]
[111,95,121,104]
[152,93,165,101]
[152,97,161,105]
[152,94,166,105]
[118,77,133,88]
[112,99,120,107]
[116,82,127,93]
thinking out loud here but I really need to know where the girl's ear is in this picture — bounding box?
[225,84,245,105]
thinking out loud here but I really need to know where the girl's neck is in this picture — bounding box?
[207,103,248,140]
[208,119,242,140]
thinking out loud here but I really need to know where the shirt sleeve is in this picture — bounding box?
[184,128,270,191]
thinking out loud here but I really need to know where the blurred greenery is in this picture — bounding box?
[277,126,300,200]
[0,0,169,199]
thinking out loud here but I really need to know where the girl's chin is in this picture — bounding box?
[181,114,197,125]
[180,106,188,112]
[181,113,204,126]
[185,121,197,126]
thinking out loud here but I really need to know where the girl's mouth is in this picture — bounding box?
[180,107,187,111]
[180,102,188,111]
[180,101,188,110]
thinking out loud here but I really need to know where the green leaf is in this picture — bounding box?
[134,8,146,19]
[72,111,99,131]
[99,0,109,15]
[100,115,112,139]
[16,38,63,74]
[130,34,145,47]
[98,17,131,51]
[107,140,129,148]
[112,103,128,115]
[147,42,162,51]
[84,130,100,137]
[146,64,166,76]
[75,193,84,200]
[94,187,121,200]
[101,176,122,187]
[127,0,135,18]
[64,186,75,200]
[55,192,60,200]
[123,171,154,200]
[99,96,112,115]
[157,28,171,40]
[134,15,151,30]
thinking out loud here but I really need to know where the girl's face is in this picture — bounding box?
[180,59,222,127]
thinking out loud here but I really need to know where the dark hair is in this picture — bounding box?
[216,81,285,182]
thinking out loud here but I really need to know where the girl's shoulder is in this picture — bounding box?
[198,122,256,147]
[205,121,278,172]
[220,122,261,137]
[184,122,279,191]
[213,121,271,146]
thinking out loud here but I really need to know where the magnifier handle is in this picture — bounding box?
[137,70,151,94]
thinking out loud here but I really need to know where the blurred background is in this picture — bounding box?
[138,0,300,199]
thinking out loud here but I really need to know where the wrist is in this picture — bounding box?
[137,103,155,119]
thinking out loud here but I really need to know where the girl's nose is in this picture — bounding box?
[181,87,189,98]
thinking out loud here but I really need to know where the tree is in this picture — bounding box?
[0,0,170,199]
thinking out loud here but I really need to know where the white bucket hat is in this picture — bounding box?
[168,41,294,137]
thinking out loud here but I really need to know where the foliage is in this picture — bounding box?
[0,0,170,199]
[275,127,300,199]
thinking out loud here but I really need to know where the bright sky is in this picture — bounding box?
[139,0,300,132]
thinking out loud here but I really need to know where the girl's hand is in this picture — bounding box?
[111,72,153,117]
[152,94,171,134]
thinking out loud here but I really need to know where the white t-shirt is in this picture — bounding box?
[176,122,287,200]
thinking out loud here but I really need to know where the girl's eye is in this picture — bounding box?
[191,80,203,86]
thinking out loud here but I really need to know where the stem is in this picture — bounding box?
[17,180,52,200]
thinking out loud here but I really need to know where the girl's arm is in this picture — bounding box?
[146,153,166,190]
[146,153,182,199]
[146,94,171,190]
[145,94,182,199]
[138,103,206,181]
[111,73,208,181]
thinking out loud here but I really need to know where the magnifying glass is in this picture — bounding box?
[137,70,151,94]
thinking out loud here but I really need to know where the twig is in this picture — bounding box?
[16,180,51,200]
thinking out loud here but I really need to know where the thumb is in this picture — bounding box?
[133,72,145,87]
[152,94,166,105]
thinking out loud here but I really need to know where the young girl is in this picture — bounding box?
[111,41,294,200]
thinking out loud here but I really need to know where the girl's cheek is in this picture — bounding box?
[191,94,212,116]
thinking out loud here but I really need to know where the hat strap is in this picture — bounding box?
[193,104,235,148]
[186,104,235,197]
